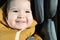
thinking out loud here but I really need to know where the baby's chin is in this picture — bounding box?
[13,25,28,30]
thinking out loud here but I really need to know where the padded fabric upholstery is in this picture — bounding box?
[34,0,44,24]
[44,0,58,18]
[41,19,57,40]
[34,0,58,40]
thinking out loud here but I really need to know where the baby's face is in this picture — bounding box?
[7,0,33,30]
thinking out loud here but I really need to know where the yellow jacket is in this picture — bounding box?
[0,6,42,40]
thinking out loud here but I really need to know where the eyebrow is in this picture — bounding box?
[10,8,17,10]
[9,7,31,11]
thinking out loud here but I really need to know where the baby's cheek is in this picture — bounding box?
[8,18,15,25]
[26,13,33,26]
[27,17,33,26]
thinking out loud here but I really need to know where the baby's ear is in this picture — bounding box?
[0,3,7,20]
[0,3,6,16]
[0,8,3,13]
[0,8,3,21]
[1,2,6,10]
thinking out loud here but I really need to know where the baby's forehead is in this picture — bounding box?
[9,0,30,7]
[9,0,30,4]
[8,0,31,10]
[8,0,31,9]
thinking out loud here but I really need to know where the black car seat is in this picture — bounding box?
[33,0,58,40]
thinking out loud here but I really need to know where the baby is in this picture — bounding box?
[6,0,33,30]
[0,0,42,40]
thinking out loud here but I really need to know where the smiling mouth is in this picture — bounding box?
[15,20,26,24]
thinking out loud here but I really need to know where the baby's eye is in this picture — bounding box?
[13,10,18,12]
[25,11,30,13]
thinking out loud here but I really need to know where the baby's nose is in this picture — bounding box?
[17,12,26,18]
